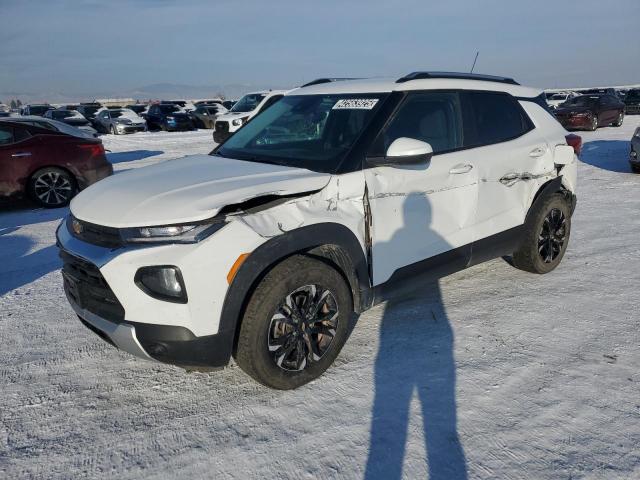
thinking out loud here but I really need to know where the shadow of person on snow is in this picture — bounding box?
[365,194,467,480]
[0,217,62,297]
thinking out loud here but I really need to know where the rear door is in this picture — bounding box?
[462,91,555,243]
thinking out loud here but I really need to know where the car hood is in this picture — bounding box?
[70,154,331,228]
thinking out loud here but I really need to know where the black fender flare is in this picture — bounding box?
[218,222,369,357]
[527,176,575,221]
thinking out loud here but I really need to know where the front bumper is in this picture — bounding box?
[56,216,266,367]
[116,123,146,134]
[213,130,233,144]
[624,104,640,115]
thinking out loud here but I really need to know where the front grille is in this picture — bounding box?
[68,216,122,248]
[60,250,125,323]
[215,121,229,133]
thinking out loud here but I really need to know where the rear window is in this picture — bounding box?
[463,91,533,147]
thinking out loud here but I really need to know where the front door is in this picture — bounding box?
[364,91,478,286]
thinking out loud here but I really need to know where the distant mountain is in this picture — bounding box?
[1,82,292,104]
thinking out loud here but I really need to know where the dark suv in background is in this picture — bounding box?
[554,94,625,131]
[623,89,640,115]
[76,103,103,125]
[145,103,194,131]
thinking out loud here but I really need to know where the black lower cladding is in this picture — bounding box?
[128,321,235,367]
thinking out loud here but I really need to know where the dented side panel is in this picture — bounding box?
[239,171,369,257]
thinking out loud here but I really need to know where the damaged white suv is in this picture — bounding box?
[57,72,579,389]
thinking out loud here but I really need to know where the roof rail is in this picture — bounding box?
[396,71,519,85]
[301,77,361,88]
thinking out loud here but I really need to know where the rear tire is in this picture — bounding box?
[512,193,571,274]
[588,114,598,131]
[235,255,353,390]
[28,167,77,208]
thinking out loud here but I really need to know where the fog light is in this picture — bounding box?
[135,266,187,303]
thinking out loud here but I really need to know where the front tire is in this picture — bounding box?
[110,124,118,135]
[512,193,571,274]
[235,255,353,390]
[589,114,598,131]
[28,167,77,208]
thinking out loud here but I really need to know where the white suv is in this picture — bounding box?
[213,90,288,143]
[57,72,579,389]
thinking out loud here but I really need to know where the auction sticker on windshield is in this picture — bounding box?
[332,99,379,110]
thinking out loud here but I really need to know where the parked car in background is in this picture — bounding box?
[222,100,236,110]
[554,94,624,131]
[194,99,224,107]
[21,104,53,116]
[124,104,148,115]
[623,89,640,115]
[76,103,103,125]
[213,90,287,143]
[546,92,578,110]
[145,103,194,131]
[0,103,10,113]
[630,127,640,173]
[93,108,147,135]
[55,72,578,388]
[57,104,80,111]
[0,117,112,207]
[0,112,11,118]
[189,104,228,129]
[44,109,98,137]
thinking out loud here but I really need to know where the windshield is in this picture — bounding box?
[565,96,598,107]
[230,93,267,113]
[216,94,386,173]
[159,104,180,114]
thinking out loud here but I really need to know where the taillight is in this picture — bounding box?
[565,134,582,156]
[77,142,105,157]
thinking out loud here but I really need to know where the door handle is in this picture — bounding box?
[11,152,31,157]
[449,163,473,174]
[529,146,547,158]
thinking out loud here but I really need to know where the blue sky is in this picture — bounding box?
[1,0,639,99]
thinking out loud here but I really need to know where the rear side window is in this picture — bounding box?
[0,126,13,145]
[463,91,533,147]
[14,127,31,142]
[375,91,463,155]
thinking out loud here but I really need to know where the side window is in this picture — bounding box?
[463,91,532,147]
[13,127,31,143]
[0,126,14,145]
[375,91,463,155]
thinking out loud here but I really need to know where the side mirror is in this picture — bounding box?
[369,137,433,167]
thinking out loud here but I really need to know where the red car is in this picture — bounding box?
[554,94,625,131]
[0,117,112,208]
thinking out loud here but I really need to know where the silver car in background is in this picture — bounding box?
[93,108,147,135]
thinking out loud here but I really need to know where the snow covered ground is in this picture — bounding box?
[1,121,639,479]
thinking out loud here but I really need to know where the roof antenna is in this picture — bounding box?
[470,51,479,73]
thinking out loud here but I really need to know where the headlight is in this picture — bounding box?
[232,117,248,126]
[121,221,226,244]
